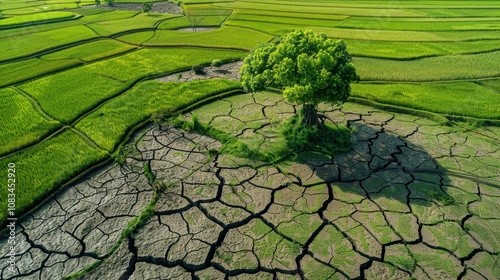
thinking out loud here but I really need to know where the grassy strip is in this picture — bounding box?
[228,13,344,28]
[337,18,500,31]
[41,39,137,62]
[0,88,61,155]
[354,51,500,81]
[0,58,81,88]
[345,39,500,60]
[145,27,274,50]
[232,9,349,20]
[0,11,76,28]
[115,30,156,45]
[0,25,98,61]
[86,13,178,36]
[19,48,245,124]
[76,79,242,151]
[0,129,108,223]
[351,82,500,119]
[224,19,500,41]
[156,15,228,29]
[215,1,424,17]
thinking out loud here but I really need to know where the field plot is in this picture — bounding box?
[0,25,99,62]
[18,48,245,123]
[0,88,60,155]
[0,11,77,28]
[144,27,274,50]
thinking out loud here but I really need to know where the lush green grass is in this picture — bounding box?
[115,31,156,45]
[0,88,61,155]
[215,1,425,17]
[156,15,228,30]
[19,48,245,124]
[354,51,500,81]
[0,58,80,88]
[228,13,344,28]
[337,17,500,31]
[351,82,500,119]
[41,39,137,62]
[232,9,349,21]
[0,11,76,27]
[0,129,108,223]
[145,27,274,50]
[345,39,500,59]
[1,40,136,87]
[0,25,98,61]
[86,13,177,36]
[76,79,242,151]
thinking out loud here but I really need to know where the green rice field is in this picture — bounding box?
[0,2,499,278]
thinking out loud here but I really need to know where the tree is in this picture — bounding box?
[240,30,359,127]
[75,0,81,8]
[142,3,153,15]
[105,0,114,7]
[95,0,100,8]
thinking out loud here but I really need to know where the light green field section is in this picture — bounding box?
[338,17,500,31]
[86,13,178,36]
[41,39,137,61]
[0,129,108,223]
[0,88,60,155]
[145,27,273,50]
[18,48,245,123]
[354,51,500,81]
[224,19,500,41]
[345,39,500,60]
[76,79,242,151]
[216,1,425,17]
[0,25,98,61]
[157,15,228,29]
[0,40,135,87]
[352,82,500,119]
[115,31,156,44]
[0,11,76,28]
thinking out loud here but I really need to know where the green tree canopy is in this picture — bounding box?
[240,30,359,126]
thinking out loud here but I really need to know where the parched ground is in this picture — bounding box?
[0,92,499,279]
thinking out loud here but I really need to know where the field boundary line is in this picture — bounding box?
[70,127,106,151]
[12,87,60,122]
[358,75,500,83]
[0,126,69,160]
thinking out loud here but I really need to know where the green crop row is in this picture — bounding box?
[345,39,500,60]
[76,79,242,151]
[337,18,500,31]
[18,48,246,123]
[224,19,500,41]
[86,13,178,36]
[354,51,500,81]
[0,11,76,28]
[214,1,425,17]
[157,16,228,30]
[0,25,99,61]
[351,82,500,119]
[228,13,343,28]
[232,9,349,21]
[0,129,108,223]
[144,26,273,50]
[0,40,137,87]
[115,31,156,45]
[0,88,60,155]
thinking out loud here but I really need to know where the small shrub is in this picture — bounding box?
[211,59,223,68]
[192,65,206,75]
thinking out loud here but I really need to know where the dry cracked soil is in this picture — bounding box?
[1,83,499,279]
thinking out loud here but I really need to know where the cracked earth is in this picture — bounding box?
[1,92,499,279]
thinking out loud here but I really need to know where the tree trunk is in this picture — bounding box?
[301,104,320,127]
